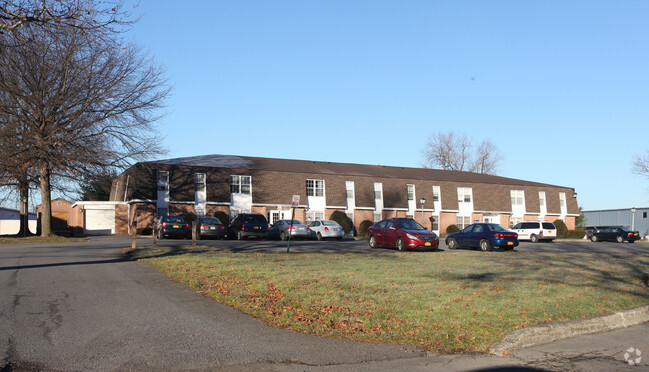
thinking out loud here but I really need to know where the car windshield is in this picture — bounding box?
[395,220,425,230]
[486,224,508,232]
[322,220,339,226]
[201,218,221,224]
[165,217,185,223]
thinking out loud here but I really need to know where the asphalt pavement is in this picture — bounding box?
[1,236,648,371]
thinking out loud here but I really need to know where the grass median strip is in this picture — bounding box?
[125,245,649,353]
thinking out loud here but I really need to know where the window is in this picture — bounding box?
[432,186,440,202]
[510,216,523,227]
[457,187,472,203]
[157,208,168,217]
[373,213,382,222]
[456,216,471,229]
[407,184,415,200]
[431,216,439,232]
[346,182,354,199]
[195,207,205,217]
[306,211,324,222]
[157,185,168,191]
[195,173,206,192]
[511,190,524,206]
[57,200,62,206]
[643,212,647,219]
[559,192,566,208]
[230,175,251,194]
[374,183,382,200]
[306,179,324,197]
[157,171,169,183]
[539,191,546,207]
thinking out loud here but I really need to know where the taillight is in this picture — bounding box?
[324,226,329,231]
[540,230,543,234]
[201,224,208,229]
[288,226,295,230]
[162,222,167,227]
[185,224,189,228]
[218,224,224,228]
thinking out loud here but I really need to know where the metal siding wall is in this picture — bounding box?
[583,208,649,235]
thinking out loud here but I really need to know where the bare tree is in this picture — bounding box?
[0,0,131,39]
[632,151,649,178]
[0,19,169,236]
[421,131,504,175]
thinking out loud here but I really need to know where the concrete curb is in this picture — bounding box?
[489,304,649,356]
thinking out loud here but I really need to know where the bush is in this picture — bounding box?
[358,220,374,237]
[566,229,586,239]
[181,212,197,225]
[214,211,230,225]
[329,210,352,234]
[446,224,460,234]
[553,219,568,238]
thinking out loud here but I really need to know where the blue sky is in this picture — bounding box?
[127,0,649,211]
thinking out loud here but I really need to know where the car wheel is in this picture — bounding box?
[480,239,491,252]
[396,238,405,251]
[280,231,287,241]
[237,231,244,240]
[530,234,538,243]
[591,235,598,242]
[616,236,624,243]
[317,232,323,241]
[447,238,457,250]
[369,235,377,248]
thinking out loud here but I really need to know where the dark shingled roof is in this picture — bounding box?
[151,154,568,189]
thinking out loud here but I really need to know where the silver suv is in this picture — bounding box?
[512,221,557,243]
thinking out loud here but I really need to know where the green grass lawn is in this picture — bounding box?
[126,245,649,353]
[0,235,90,244]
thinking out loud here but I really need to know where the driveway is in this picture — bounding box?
[1,236,647,371]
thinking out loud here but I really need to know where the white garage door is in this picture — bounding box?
[84,208,115,235]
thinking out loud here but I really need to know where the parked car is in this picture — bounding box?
[446,223,518,251]
[155,215,190,239]
[267,219,310,240]
[195,216,225,240]
[227,213,268,240]
[590,226,640,243]
[512,221,557,243]
[366,218,439,251]
[308,220,344,240]
[585,226,610,240]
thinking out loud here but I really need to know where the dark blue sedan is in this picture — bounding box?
[445,223,518,251]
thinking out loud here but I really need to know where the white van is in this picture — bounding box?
[512,221,557,243]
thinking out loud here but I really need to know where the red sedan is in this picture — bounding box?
[367,218,439,251]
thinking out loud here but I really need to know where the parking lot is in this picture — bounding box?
[150,236,649,255]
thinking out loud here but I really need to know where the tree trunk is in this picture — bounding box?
[39,162,53,237]
[18,180,30,236]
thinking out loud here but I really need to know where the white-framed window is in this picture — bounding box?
[195,173,206,192]
[306,211,324,222]
[539,191,546,208]
[432,186,440,202]
[456,216,471,229]
[407,184,415,200]
[374,182,382,200]
[431,215,439,231]
[373,213,382,222]
[230,175,251,194]
[345,181,354,199]
[510,216,524,228]
[195,207,205,217]
[306,179,324,197]
[157,170,169,184]
[457,187,472,203]
[559,192,566,208]
[510,190,524,206]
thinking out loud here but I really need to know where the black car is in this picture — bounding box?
[590,226,640,243]
[195,217,226,240]
[155,215,190,239]
[227,213,268,240]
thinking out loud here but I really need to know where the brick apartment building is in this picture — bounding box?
[104,154,580,235]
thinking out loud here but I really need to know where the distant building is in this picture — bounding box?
[583,207,649,236]
[0,207,37,235]
[105,154,580,235]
